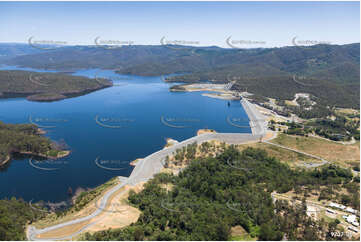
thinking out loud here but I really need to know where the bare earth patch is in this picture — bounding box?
[272,133,360,167]
[84,183,144,233]
[230,225,257,241]
[35,182,144,240]
[33,178,119,229]
[37,220,91,239]
[237,142,320,168]
[197,129,216,136]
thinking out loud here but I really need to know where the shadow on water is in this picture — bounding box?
[0,153,48,172]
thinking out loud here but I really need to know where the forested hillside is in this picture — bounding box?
[0,70,112,101]
[83,146,358,241]
[3,43,359,108]
[0,121,61,164]
[0,198,43,240]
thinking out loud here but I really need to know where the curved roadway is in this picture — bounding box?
[27,97,267,240]
[27,133,264,240]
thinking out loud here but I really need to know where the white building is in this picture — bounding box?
[348,226,359,233]
[346,207,357,214]
[346,214,357,224]
[352,221,359,227]
[328,202,346,210]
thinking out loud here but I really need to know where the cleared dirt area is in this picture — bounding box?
[271,133,360,167]
[33,178,120,229]
[197,129,217,136]
[335,108,360,116]
[230,225,257,241]
[165,131,321,169]
[84,183,143,233]
[36,220,91,239]
[285,100,298,106]
[35,182,144,240]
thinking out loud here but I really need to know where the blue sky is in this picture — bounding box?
[0,1,359,48]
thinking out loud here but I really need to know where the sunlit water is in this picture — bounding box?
[0,65,251,202]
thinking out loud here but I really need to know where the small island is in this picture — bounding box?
[197,128,217,136]
[0,70,112,102]
[130,158,143,166]
[163,138,179,148]
[0,121,70,166]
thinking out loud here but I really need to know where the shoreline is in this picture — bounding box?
[0,150,71,167]
[201,92,239,100]
[0,155,10,166]
[170,83,240,101]
[19,150,71,159]
[28,131,273,240]
[26,87,270,240]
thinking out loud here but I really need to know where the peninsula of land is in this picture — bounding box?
[0,121,70,166]
[0,70,112,102]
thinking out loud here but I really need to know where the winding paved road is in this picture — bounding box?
[27,96,335,240]
[27,96,269,240]
[262,140,329,168]
[27,132,264,240]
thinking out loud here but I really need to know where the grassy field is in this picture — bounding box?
[237,142,321,168]
[335,108,360,116]
[270,133,360,168]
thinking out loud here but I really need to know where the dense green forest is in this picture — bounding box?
[0,121,59,164]
[82,147,358,241]
[3,43,359,108]
[0,70,112,101]
[0,198,43,240]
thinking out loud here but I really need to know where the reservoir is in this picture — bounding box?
[0,66,251,202]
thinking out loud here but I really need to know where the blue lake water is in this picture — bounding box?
[0,66,251,202]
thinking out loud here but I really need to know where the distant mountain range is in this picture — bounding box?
[0,43,44,61]
[0,43,359,108]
